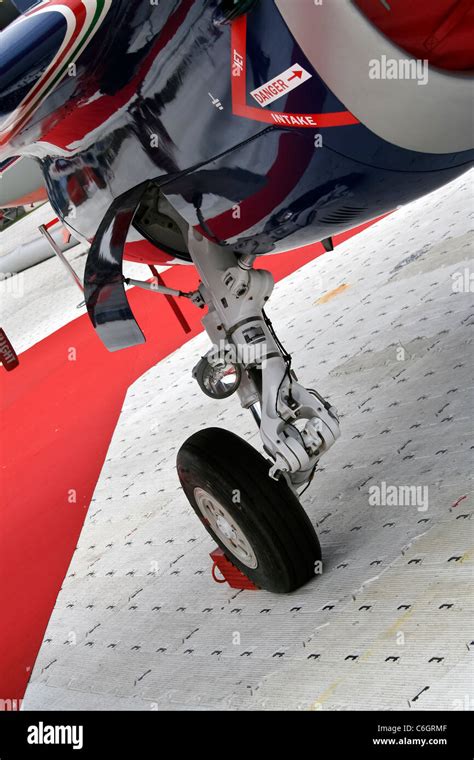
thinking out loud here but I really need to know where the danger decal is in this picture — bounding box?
[231,16,359,129]
[250,66,312,107]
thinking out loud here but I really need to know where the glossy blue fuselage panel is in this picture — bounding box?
[1,0,472,257]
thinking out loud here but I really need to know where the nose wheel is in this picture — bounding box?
[177,427,322,593]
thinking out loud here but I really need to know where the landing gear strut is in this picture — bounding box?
[85,195,340,592]
[177,229,341,592]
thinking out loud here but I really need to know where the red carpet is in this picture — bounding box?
[0,219,384,704]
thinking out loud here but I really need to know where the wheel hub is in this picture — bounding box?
[215,514,235,540]
[193,487,258,569]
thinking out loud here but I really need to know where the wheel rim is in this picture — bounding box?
[193,487,258,570]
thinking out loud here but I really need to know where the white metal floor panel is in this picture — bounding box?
[22,172,473,711]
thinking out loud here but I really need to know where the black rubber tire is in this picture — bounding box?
[176,427,322,593]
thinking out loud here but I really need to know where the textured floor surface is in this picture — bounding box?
[21,172,474,711]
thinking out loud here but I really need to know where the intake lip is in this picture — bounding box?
[276,0,474,155]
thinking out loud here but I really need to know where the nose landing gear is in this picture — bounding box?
[176,230,340,593]
[82,186,336,592]
[85,191,339,592]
